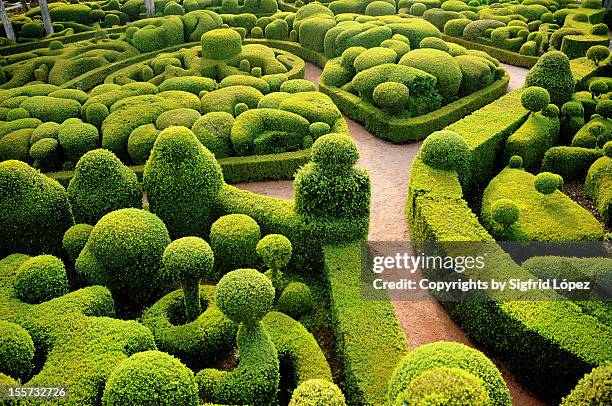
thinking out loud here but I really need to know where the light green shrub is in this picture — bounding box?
[210,214,261,277]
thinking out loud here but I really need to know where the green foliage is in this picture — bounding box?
[410,3,428,16]
[85,103,109,129]
[521,86,550,112]
[201,28,242,60]
[508,155,523,169]
[560,364,612,406]
[0,160,74,257]
[30,122,60,144]
[0,128,33,163]
[277,282,313,319]
[534,171,561,194]
[399,48,462,101]
[143,126,223,239]
[505,111,559,170]
[191,112,234,158]
[0,320,34,381]
[129,16,184,53]
[279,79,317,94]
[20,96,81,124]
[159,76,216,96]
[128,124,160,165]
[164,2,184,16]
[372,82,410,115]
[455,55,495,96]
[75,208,172,307]
[289,379,346,406]
[491,198,519,227]
[596,100,612,119]
[585,154,612,224]
[257,234,292,271]
[216,268,274,325]
[102,351,198,406]
[210,214,261,277]
[586,45,610,66]
[365,1,396,16]
[62,223,93,263]
[420,130,470,182]
[29,137,59,170]
[525,51,575,106]
[155,108,201,130]
[15,254,68,304]
[201,85,263,116]
[67,149,141,225]
[388,341,510,406]
[58,122,99,162]
[6,108,30,121]
[541,146,604,180]
[462,19,505,41]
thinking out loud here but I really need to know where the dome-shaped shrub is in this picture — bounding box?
[491,199,519,227]
[365,1,396,16]
[85,102,109,129]
[7,107,30,120]
[589,80,608,98]
[210,214,261,276]
[58,122,99,161]
[534,172,560,194]
[410,3,427,16]
[542,103,559,118]
[68,149,142,225]
[257,234,292,271]
[419,36,449,52]
[0,320,34,381]
[63,223,93,263]
[586,45,610,66]
[604,141,612,158]
[15,254,69,304]
[279,79,317,94]
[164,1,184,15]
[399,48,462,100]
[525,51,574,105]
[596,100,612,119]
[155,108,201,130]
[561,364,612,406]
[521,86,550,112]
[31,122,60,144]
[373,82,410,115]
[309,122,331,138]
[0,160,74,257]
[143,126,223,239]
[128,123,160,165]
[102,350,198,406]
[277,282,313,319]
[201,28,242,60]
[289,379,346,406]
[508,155,523,169]
[420,130,470,173]
[75,208,172,307]
[29,137,60,170]
[561,101,584,117]
[216,268,274,325]
[191,112,234,158]
[311,133,359,168]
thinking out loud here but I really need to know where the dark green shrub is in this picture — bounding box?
[20,96,81,124]
[589,80,608,99]
[420,130,470,178]
[388,341,511,406]
[277,282,313,319]
[394,367,491,406]
[49,40,63,50]
[0,320,34,381]
[525,51,575,106]
[67,149,142,225]
[289,379,346,406]
[587,45,610,66]
[508,155,523,169]
[591,24,608,36]
[162,237,214,322]
[372,82,410,115]
[534,171,560,194]
[216,268,274,325]
[128,124,160,165]
[542,104,559,118]
[62,223,93,263]
[143,126,223,239]
[560,364,611,406]
[201,28,242,60]
[155,108,201,130]
[0,128,33,163]
[0,160,74,257]
[30,122,60,144]
[75,208,172,307]
[29,138,60,171]
[521,86,550,112]
[15,254,69,304]
[561,101,584,117]
[596,100,612,119]
[210,214,261,277]
[58,122,99,161]
[102,350,198,406]
[85,103,109,129]
[491,198,519,227]
[7,108,30,121]
[399,48,462,101]
[605,141,612,158]
[22,22,44,38]
[104,13,121,27]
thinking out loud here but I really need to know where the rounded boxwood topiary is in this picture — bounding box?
[257,234,292,271]
[373,82,410,115]
[365,1,396,16]
[394,367,491,406]
[311,133,359,168]
[29,137,60,170]
[15,254,69,304]
[591,23,608,36]
[561,364,611,406]
[31,122,60,144]
[508,155,523,169]
[156,108,201,130]
[420,130,470,174]
[128,124,160,165]
[604,141,612,158]
[164,1,184,15]
[63,223,94,263]
[210,214,261,276]
[589,80,608,98]
[201,28,242,60]
[85,102,109,129]
[309,122,331,138]
[191,112,234,158]
[162,237,214,322]
[586,45,610,66]
[279,79,316,94]
[542,103,559,118]
[0,160,74,257]
[399,48,462,101]
[7,107,30,121]
[289,379,346,406]
[534,172,560,194]
[216,268,274,325]
[143,126,223,239]
[58,122,99,161]
[561,101,584,118]
[388,341,511,405]
[76,208,172,307]
[491,199,519,227]
[525,51,575,106]
[419,36,449,52]
[277,282,313,319]
[102,350,198,406]
[49,40,63,50]
[521,86,550,113]
[596,100,612,119]
[104,13,120,27]
[410,3,427,16]
[234,102,249,116]
[68,149,141,225]
[0,320,34,381]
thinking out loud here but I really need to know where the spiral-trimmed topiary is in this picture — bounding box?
[210,214,261,277]
[15,254,69,304]
[216,268,274,325]
[534,172,560,194]
[560,364,611,406]
[0,320,35,381]
[162,237,214,322]
[289,379,346,406]
[521,86,550,113]
[68,149,142,225]
[63,223,94,263]
[491,199,520,227]
[143,126,223,239]
[277,282,313,319]
[102,350,198,406]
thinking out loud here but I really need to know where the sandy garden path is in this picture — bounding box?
[235,62,544,406]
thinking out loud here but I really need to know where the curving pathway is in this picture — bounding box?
[235,62,543,406]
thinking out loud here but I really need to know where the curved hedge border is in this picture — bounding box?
[442,34,539,68]
[406,89,612,404]
[320,73,509,143]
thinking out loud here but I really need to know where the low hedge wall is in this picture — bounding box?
[245,38,329,69]
[541,146,604,181]
[442,34,539,68]
[322,242,408,405]
[319,74,509,144]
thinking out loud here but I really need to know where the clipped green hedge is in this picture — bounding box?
[442,34,538,68]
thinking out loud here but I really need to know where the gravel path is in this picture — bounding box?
[235,62,543,406]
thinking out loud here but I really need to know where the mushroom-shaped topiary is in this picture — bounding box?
[508,155,523,169]
[277,282,313,319]
[15,255,69,304]
[289,379,347,406]
[0,320,35,381]
[394,367,491,406]
[257,234,292,296]
[162,237,214,322]
[68,149,142,225]
[491,199,519,227]
[216,268,274,325]
[589,80,608,99]
[210,214,261,277]
[534,172,561,194]
[311,133,359,169]
[560,364,612,406]
[201,28,242,60]
[373,82,410,115]
[420,130,471,180]
[521,86,550,113]
[102,350,198,406]
[62,223,94,264]
[586,45,610,66]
